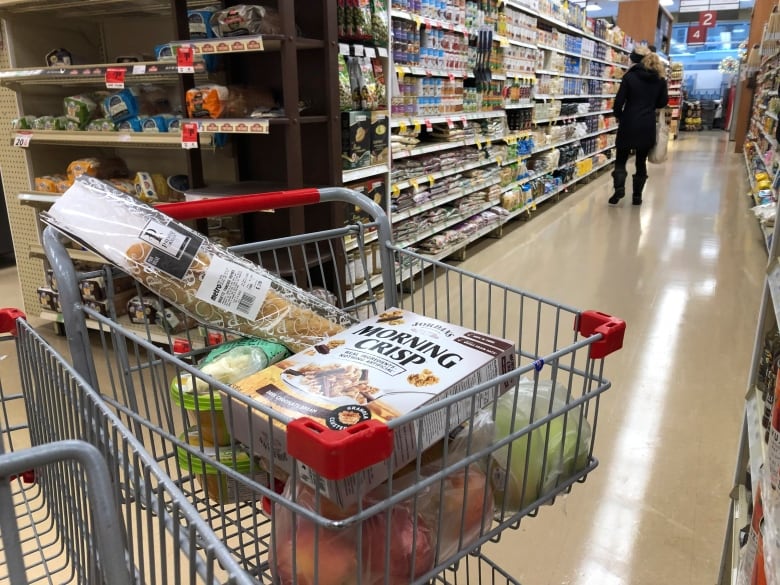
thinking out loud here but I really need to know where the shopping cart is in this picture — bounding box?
[0,312,258,584]
[39,186,625,584]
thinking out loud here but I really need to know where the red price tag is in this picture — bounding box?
[461,116,468,127]
[425,119,433,132]
[181,122,199,149]
[448,72,455,81]
[446,117,454,129]
[177,45,195,74]
[424,18,432,30]
[105,67,126,89]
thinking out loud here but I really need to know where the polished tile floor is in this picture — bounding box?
[0,132,765,584]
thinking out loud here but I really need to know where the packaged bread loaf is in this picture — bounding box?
[44,177,354,352]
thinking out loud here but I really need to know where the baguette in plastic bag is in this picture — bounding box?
[43,177,354,351]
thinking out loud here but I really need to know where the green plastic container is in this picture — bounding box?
[176,430,268,504]
[171,379,230,446]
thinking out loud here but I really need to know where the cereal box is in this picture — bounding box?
[225,308,516,507]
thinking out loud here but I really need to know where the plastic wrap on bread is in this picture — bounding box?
[43,177,355,352]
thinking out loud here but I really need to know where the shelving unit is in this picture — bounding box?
[0,0,342,334]
[340,0,631,301]
[668,62,683,140]
[718,25,780,585]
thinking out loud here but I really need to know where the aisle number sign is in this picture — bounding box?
[687,25,707,46]
[698,11,717,28]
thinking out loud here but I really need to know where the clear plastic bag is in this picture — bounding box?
[43,177,355,352]
[271,412,495,585]
[490,378,592,514]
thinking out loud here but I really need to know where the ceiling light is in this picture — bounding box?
[660,0,674,5]
[585,3,602,11]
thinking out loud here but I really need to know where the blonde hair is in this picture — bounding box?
[633,45,667,78]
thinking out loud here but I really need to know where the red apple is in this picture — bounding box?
[363,505,435,585]
[272,520,359,585]
[440,467,492,555]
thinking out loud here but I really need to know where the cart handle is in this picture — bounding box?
[155,187,322,221]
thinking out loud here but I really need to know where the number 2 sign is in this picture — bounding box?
[687,25,707,46]
[699,11,717,28]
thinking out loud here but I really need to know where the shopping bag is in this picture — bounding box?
[648,112,669,164]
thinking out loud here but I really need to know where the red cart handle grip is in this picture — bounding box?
[577,310,625,359]
[156,188,322,221]
[0,308,26,336]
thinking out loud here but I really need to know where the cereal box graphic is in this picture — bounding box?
[225,308,516,507]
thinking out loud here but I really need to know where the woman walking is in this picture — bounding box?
[609,45,669,206]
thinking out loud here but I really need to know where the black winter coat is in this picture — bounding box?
[613,65,668,151]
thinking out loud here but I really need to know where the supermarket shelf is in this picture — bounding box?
[191,118,285,134]
[505,102,535,110]
[0,0,216,16]
[396,198,500,248]
[0,61,207,87]
[533,126,617,153]
[768,259,780,334]
[37,309,207,348]
[501,171,547,193]
[495,35,537,50]
[29,243,101,264]
[504,0,631,53]
[535,69,620,82]
[395,64,467,79]
[534,93,617,100]
[343,164,390,184]
[168,34,309,54]
[18,191,60,209]
[393,177,501,223]
[418,219,503,260]
[392,134,502,160]
[394,156,500,191]
[391,8,469,35]
[730,484,748,585]
[390,110,506,129]
[536,43,629,68]
[10,129,190,148]
[533,108,613,124]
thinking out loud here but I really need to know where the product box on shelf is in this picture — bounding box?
[370,111,389,165]
[83,288,136,318]
[37,287,62,313]
[225,308,517,507]
[79,273,134,302]
[341,111,371,170]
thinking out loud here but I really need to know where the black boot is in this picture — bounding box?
[608,169,628,205]
[632,174,647,205]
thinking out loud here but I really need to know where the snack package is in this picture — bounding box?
[104,89,140,123]
[32,116,56,130]
[371,0,389,45]
[338,55,353,111]
[64,94,98,128]
[117,117,143,132]
[189,8,218,72]
[271,415,494,585]
[187,85,230,119]
[86,118,117,132]
[140,114,175,133]
[35,176,66,193]
[67,157,128,185]
[176,338,290,396]
[490,378,592,514]
[210,5,283,37]
[46,48,73,66]
[134,172,160,203]
[109,178,136,196]
[44,177,354,352]
[358,57,378,110]
[11,116,36,130]
[154,44,176,61]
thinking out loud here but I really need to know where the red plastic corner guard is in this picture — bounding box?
[577,310,626,359]
[287,418,394,481]
[0,308,26,336]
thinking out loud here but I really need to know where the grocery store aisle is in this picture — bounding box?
[467,131,764,585]
[0,132,763,584]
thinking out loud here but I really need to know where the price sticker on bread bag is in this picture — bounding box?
[181,122,199,149]
[195,256,271,320]
[105,68,126,89]
[177,45,195,73]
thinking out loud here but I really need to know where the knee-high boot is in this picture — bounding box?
[608,169,628,205]
[632,174,648,205]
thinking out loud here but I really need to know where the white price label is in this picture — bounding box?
[338,43,350,56]
[354,44,365,57]
[13,133,31,148]
[378,47,388,58]
[195,256,271,320]
[132,64,147,75]
[365,47,377,58]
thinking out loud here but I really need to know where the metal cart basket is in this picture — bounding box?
[0,314,258,584]
[37,186,625,585]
